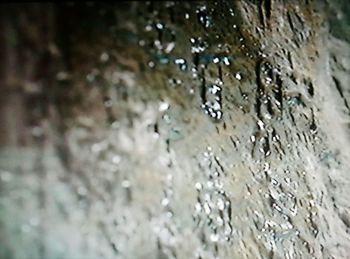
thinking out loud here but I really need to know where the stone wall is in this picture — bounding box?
[0,2,350,258]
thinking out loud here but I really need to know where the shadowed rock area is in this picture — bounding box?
[0,2,350,258]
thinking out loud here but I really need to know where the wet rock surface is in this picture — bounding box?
[0,2,350,258]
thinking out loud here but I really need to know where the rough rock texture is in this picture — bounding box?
[0,2,350,259]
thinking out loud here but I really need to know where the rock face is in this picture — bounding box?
[0,2,350,258]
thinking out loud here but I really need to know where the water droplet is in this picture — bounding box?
[148,61,155,68]
[190,37,208,53]
[196,6,213,28]
[145,24,153,32]
[201,84,223,121]
[195,202,202,213]
[195,182,203,191]
[159,102,170,112]
[217,198,225,211]
[100,52,109,62]
[121,180,131,188]
[174,58,188,71]
[204,202,211,214]
[229,8,235,16]
[210,233,219,242]
[216,216,224,226]
[257,120,265,130]
[158,55,171,64]
[156,23,164,30]
[112,155,121,164]
[207,180,214,189]
[234,72,242,80]
[213,56,220,64]
[138,39,145,46]
[251,135,256,143]
[161,198,170,206]
[222,56,230,66]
